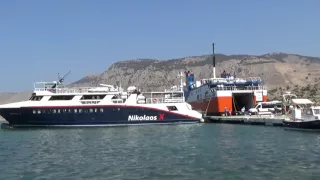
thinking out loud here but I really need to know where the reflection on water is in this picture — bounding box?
[1,124,320,179]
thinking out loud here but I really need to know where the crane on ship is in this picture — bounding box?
[57,70,71,85]
[49,70,71,89]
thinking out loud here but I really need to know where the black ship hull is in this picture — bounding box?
[283,119,320,131]
[0,105,201,127]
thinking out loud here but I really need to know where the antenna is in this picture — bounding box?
[58,70,71,84]
[212,43,216,78]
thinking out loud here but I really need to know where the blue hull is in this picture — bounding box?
[0,105,201,127]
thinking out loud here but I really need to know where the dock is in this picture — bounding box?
[204,114,285,126]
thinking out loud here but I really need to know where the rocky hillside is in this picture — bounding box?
[1,52,320,106]
[70,53,320,103]
[0,92,33,103]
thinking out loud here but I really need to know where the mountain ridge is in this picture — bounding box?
[1,52,320,106]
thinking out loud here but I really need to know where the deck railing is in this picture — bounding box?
[34,87,118,94]
[214,85,267,91]
[145,97,184,104]
[199,77,263,86]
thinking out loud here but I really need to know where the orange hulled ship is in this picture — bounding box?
[183,43,268,116]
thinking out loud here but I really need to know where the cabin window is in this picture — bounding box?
[80,95,106,100]
[49,95,75,101]
[30,96,43,101]
[31,108,108,115]
[167,106,178,111]
[81,101,100,104]
[314,109,320,114]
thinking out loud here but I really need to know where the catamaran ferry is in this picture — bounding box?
[0,72,203,128]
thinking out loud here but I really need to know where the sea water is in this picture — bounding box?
[1,123,320,180]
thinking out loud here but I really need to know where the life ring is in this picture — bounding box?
[152,98,157,103]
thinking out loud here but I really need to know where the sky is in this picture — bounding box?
[0,0,319,92]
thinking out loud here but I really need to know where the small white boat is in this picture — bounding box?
[282,92,320,130]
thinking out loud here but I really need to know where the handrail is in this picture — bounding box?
[200,76,262,82]
[199,77,263,86]
[145,97,185,104]
[213,86,266,91]
[34,87,118,94]
[33,87,187,101]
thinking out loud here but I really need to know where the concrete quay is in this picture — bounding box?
[204,114,285,126]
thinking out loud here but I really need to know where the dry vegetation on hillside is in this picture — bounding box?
[70,52,320,104]
[1,52,320,107]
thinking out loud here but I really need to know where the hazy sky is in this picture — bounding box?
[0,0,319,92]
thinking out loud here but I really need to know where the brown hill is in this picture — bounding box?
[1,53,320,108]
[71,53,320,103]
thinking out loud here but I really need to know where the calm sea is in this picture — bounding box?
[1,123,320,180]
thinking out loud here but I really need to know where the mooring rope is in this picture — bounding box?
[232,95,240,112]
[204,88,215,116]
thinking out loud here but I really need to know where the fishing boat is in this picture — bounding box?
[282,92,320,130]
[0,71,203,128]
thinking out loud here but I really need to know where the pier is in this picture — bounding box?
[204,114,285,126]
